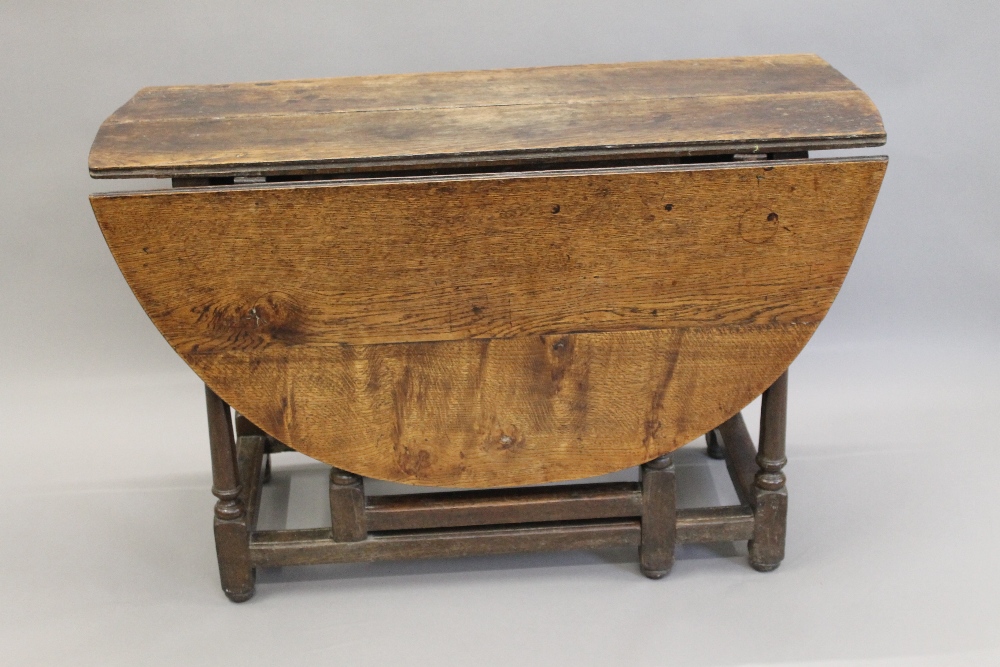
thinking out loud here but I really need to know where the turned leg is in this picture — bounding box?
[640,454,677,579]
[749,371,788,572]
[705,428,725,459]
[206,386,255,602]
[329,468,367,542]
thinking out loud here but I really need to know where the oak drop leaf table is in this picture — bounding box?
[89,54,886,601]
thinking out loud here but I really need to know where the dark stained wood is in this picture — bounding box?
[250,520,642,568]
[234,412,266,438]
[206,388,242,519]
[676,506,755,543]
[640,454,676,578]
[705,428,725,460]
[246,504,760,569]
[100,56,865,121]
[750,371,789,571]
[264,437,293,454]
[91,157,885,487]
[329,468,367,542]
[757,370,789,491]
[91,95,882,179]
[90,55,884,179]
[216,420,767,578]
[205,386,255,602]
[209,389,780,591]
[750,491,787,572]
[235,414,274,483]
[235,412,291,456]
[718,412,759,506]
[236,434,266,533]
[366,483,642,531]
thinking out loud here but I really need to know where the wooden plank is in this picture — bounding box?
[676,506,755,543]
[90,158,885,488]
[195,325,811,487]
[365,483,642,531]
[90,92,883,178]
[249,520,641,568]
[247,508,753,569]
[102,55,860,122]
[89,55,885,178]
[90,158,885,348]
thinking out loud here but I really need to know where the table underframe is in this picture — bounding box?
[206,372,788,602]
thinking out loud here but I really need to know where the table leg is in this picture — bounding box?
[206,386,255,601]
[705,428,725,459]
[329,468,367,542]
[749,371,788,572]
[640,454,677,578]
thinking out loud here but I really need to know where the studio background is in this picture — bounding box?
[2,2,998,666]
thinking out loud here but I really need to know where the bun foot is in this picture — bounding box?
[641,567,671,579]
[224,585,256,603]
[750,561,781,573]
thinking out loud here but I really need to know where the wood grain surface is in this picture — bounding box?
[89,54,885,178]
[91,157,885,487]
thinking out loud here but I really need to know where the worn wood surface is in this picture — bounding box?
[92,157,884,487]
[640,454,676,578]
[91,159,884,348]
[750,371,789,571]
[219,418,765,590]
[329,468,367,542]
[365,483,642,531]
[675,506,754,543]
[247,507,759,570]
[250,520,642,568]
[718,412,759,506]
[206,387,255,601]
[89,54,885,179]
[235,434,266,533]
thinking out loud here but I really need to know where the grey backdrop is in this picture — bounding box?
[2,2,998,666]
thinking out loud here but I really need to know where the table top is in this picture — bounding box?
[89,54,885,180]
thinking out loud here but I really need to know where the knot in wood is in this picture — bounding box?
[738,204,781,244]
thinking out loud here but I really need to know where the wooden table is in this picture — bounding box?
[89,54,886,601]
